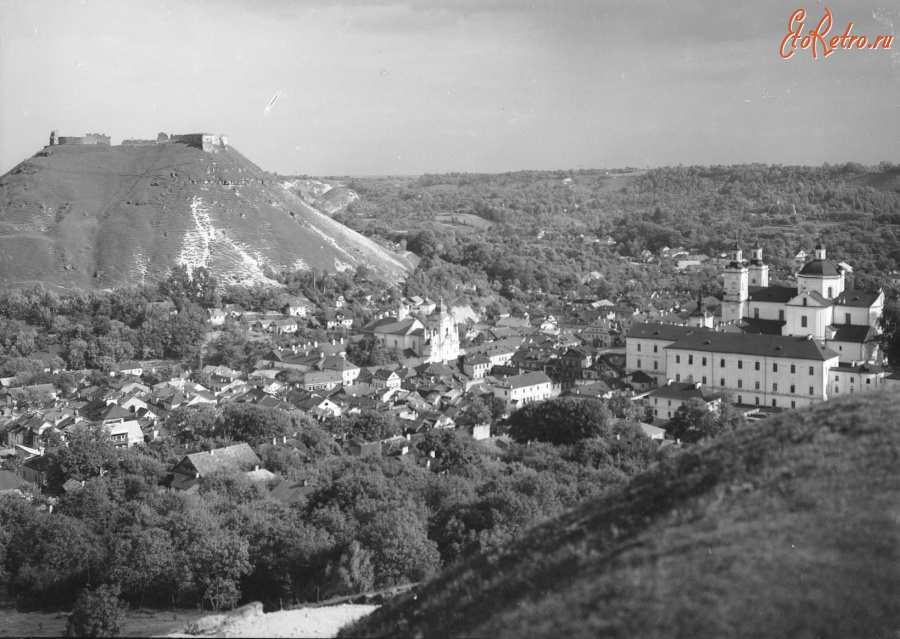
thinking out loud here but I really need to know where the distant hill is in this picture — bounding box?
[342,392,900,638]
[0,142,412,290]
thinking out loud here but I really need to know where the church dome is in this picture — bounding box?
[798,260,841,277]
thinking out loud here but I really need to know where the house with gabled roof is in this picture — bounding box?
[170,443,262,492]
[492,372,554,409]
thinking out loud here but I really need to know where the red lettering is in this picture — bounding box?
[855,36,867,48]
[830,36,840,48]
[839,23,853,48]
[882,36,893,49]
[781,9,806,59]
[808,7,834,58]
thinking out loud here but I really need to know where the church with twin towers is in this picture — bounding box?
[626,240,887,410]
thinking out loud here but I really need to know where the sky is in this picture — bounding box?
[0,0,898,176]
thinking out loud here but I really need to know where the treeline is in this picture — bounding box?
[338,164,900,307]
[0,398,669,612]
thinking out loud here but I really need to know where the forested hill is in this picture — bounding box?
[342,391,900,638]
[336,164,900,305]
[0,142,412,291]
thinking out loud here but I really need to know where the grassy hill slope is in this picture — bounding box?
[343,392,900,638]
[0,142,412,290]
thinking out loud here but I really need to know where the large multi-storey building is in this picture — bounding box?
[626,242,888,409]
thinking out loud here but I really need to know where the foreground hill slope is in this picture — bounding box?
[0,142,412,290]
[343,392,900,638]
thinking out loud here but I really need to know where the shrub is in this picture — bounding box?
[64,584,127,637]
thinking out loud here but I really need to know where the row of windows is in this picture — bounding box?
[671,374,815,396]
[672,355,815,375]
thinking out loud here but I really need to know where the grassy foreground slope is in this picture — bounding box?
[343,392,900,638]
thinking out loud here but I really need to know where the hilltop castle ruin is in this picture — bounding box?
[48,130,228,152]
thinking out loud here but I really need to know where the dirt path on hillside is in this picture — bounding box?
[224,604,377,637]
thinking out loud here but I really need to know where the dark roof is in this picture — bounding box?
[626,323,710,342]
[666,332,839,361]
[747,286,797,304]
[738,318,787,335]
[798,260,842,277]
[629,370,656,384]
[269,479,315,506]
[829,325,876,344]
[648,382,718,402]
[833,290,882,308]
[0,469,25,492]
[178,443,261,476]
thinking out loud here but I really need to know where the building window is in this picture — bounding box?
[637,344,641,352]
[702,357,707,366]
[676,374,681,382]
[738,395,743,404]
[773,383,778,392]
[720,378,725,387]
[834,385,839,394]
[779,310,785,321]
[835,375,839,381]
[738,360,743,369]
[850,377,854,384]
[702,376,707,384]
[755,362,760,371]
[688,355,693,365]
[755,397,760,406]
[755,381,760,390]
[676,355,681,364]
[637,359,642,368]
[791,401,796,408]
[653,361,658,370]
[828,287,833,298]
[773,363,778,372]
[845,313,851,324]
[801,316,808,328]
[754,308,759,318]
[809,366,814,375]
[790,385,795,394]
[790,365,795,374]
[809,386,814,395]
[802,298,807,307]
[738,379,743,388]
[720,359,725,368]
[668,400,672,407]
[772,399,777,407]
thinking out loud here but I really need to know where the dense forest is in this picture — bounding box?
[0,397,669,612]
[336,163,900,304]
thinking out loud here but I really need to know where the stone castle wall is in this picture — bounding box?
[47,130,226,152]
[171,133,228,152]
[50,131,111,146]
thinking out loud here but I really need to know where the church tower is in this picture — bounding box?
[425,299,460,363]
[747,239,769,288]
[721,242,748,323]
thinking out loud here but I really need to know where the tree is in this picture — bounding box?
[667,396,746,442]
[509,397,612,445]
[48,423,115,488]
[341,412,401,442]
[65,584,127,637]
[665,398,709,441]
[876,298,900,366]
[416,429,483,475]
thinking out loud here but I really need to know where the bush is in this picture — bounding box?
[64,584,127,637]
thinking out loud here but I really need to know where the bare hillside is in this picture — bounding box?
[0,142,412,290]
